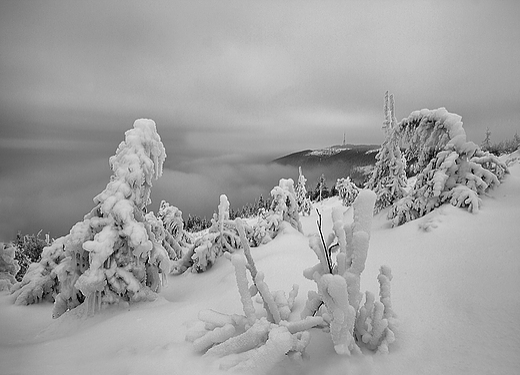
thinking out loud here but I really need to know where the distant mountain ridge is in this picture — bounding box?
[272,144,380,187]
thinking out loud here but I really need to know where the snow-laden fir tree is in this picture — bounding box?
[11,119,170,318]
[389,108,508,226]
[295,166,312,216]
[335,177,359,206]
[365,91,407,213]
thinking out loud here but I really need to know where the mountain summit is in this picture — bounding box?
[272,144,379,186]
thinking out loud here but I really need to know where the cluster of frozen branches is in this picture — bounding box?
[186,218,321,373]
[10,119,170,318]
[302,189,396,355]
[187,190,397,373]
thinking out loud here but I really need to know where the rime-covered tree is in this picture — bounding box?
[365,91,407,213]
[335,177,359,206]
[295,166,312,215]
[11,119,170,318]
[481,127,492,151]
[315,174,328,202]
[389,108,508,226]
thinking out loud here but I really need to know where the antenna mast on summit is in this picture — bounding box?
[343,132,346,146]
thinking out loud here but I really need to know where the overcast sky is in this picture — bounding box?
[1,0,519,241]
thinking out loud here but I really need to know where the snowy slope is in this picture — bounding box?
[1,164,519,375]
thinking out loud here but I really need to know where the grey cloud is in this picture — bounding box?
[1,0,519,239]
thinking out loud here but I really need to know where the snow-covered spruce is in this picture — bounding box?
[296,167,312,216]
[389,108,509,226]
[186,218,323,373]
[302,189,397,355]
[336,177,359,207]
[11,119,170,318]
[365,91,407,213]
[0,242,20,291]
[172,194,242,273]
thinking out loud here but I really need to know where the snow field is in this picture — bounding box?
[0,164,519,375]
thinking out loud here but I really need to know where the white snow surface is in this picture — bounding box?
[1,164,520,375]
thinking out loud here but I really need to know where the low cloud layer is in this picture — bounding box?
[0,145,295,241]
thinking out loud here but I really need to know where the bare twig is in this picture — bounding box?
[316,209,333,274]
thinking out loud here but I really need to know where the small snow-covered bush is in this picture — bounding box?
[172,195,242,273]
[11,119,170,318]
[389,108,508,226]
[336,177,359,207]
[0,242,20,291]
[302,190,397,355]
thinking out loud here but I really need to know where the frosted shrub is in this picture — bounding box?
[365,92,407,213]
[389,108,508,226]
[251,178,303,245]
[11,119,170,318]
[295,167,312,216]
[302,190,397,355]
[0,243,20,291]
[186,218,323,373]
[146,200,191,263]
[336,177,359,207]
[172,195,242,273]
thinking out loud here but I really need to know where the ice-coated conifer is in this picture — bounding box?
[365,91,407,213]
[389,108,508,226]
[295,167,312,215]
[11,119,170,317]
[336,177,359,207]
